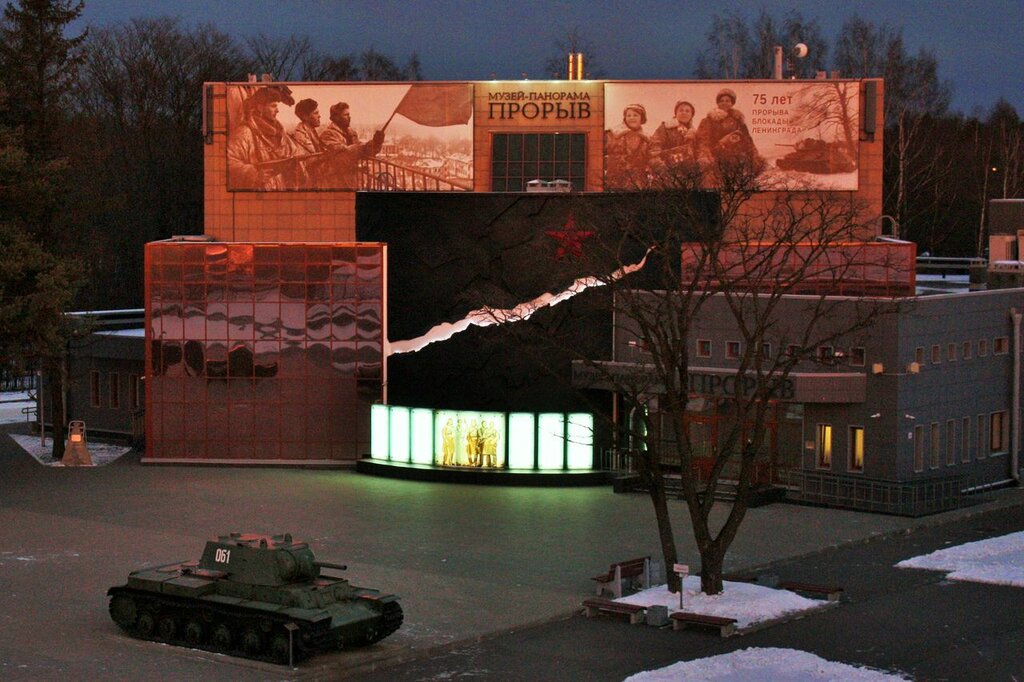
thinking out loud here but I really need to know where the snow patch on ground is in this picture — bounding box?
[625,647,907,681]
[896,531,1024,587]
[8,433,131,467]
[616,576,824,629]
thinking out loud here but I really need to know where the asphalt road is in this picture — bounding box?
[357,503,1024,681]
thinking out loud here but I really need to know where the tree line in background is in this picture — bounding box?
[0,2,1022,327]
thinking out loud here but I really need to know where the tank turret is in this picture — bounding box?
[107,532,402,664]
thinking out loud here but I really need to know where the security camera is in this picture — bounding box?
[793,43,809,59]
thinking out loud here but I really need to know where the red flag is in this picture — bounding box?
[392,84,473,127]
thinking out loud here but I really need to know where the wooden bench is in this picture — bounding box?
[669,611,738,637]
[777,581,843,602]
[590,556,651,598]
[581,597,646,625]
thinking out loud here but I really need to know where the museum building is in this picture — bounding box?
[77,72,1011,508]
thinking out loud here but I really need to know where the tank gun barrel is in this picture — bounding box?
[314,561,348,571]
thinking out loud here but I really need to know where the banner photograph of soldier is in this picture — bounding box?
[604,82,859,191]
[226,83,474,191]
[436,411,505,469]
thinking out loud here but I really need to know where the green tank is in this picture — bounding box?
[107,532,403,664]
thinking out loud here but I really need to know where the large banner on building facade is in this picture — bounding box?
[604,82,859,191]
[226,83,474,191]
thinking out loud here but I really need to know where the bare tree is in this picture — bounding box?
[695,10,827,79]
[505,161,903,595]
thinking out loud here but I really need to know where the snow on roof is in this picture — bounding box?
[896,530,1024,587]
[94,328,145,337]
[625,647,907,681]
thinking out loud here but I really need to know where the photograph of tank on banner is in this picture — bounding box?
[226,82,474,192]
[604,82,859,191]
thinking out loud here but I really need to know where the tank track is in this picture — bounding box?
[343,599,404,648]
[107,587,331,664]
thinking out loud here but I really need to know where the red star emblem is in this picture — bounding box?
[545,213,593,260]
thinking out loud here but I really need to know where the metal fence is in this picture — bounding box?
[0,370,36,393]
[784,470,969,516]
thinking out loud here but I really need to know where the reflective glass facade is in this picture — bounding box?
[144,242,385,462]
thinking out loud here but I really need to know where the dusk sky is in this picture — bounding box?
[75,0,1024,115]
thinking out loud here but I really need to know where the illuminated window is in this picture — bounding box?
[815,424,832,468]
[929,422,940,468]
[848,426,864,472]
[913,425,924,472]
[994,337,1009,354]
[977,414,986,459]
[850,347,865,366]
[90,371,101,408]
[962,416,971,463]
[990,411,1008,453]
[491,133,586,192]
[109,372,120,409]
[962,341,972,359]
[946,420,955,465]
[726,341,741,359]
[697,339,712,358]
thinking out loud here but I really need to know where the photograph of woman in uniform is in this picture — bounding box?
[649,99,699,183]
[604,103,650,189]
[696,88,761,173]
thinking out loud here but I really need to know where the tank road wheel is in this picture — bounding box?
[212,624,232,651]
[135,612,156,638]
[184,619,205,646]
[270,634,290,664]
[109,594,137,629]
[157,615,177,641]
[241,628,264,655]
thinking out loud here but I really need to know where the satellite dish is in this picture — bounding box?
[793,43,809,59]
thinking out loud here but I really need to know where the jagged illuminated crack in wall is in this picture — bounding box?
[387,249,652,356]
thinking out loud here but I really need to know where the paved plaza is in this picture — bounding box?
[2,421,1022,680]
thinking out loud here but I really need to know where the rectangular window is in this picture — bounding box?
[848,426,864,472]
[817,346,834,362]
[491,133,586,192]
[849,347,865,366]
[761,342,771,359]
[90,371,101,408]
[816,424,832,468]
[994,337,1009,354]
[946,420,956,465]
[726,341,741,359]
[962,341,972,359]
[787,344,800,358]
[914,424,924,472]
[979,339,988,356]
[697,339,712,358]
[947,343,956,362]
[977,414,986,459]
[109,372,120,409]
[931,345,941,363]
[990,411,1008,453]
[930,422,940,468]
[914,347,924,364]
[962,416,971,463]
